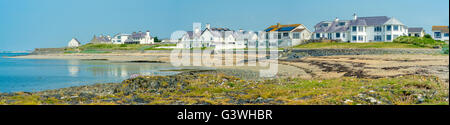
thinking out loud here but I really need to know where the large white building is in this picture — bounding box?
[178,24,247,49]
[431,26,449,42]
[313,14,408,42]
[111,30,154,44]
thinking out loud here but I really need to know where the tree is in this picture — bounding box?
[154,37,161,42]
[424,34,432,39]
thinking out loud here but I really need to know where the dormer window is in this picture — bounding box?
[339,22,345,26]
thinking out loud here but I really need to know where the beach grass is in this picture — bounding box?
[1,74,447,105]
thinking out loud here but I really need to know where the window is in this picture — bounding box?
[358,26,364,32]
[386,25,392,31]
[352,35,357,41]
[339,22,345,26]
[434,32,441,38]
[394,25,399,31]
[118,36,121,39]
[343,33,345,38]
[336,33,340,38]
[358,35,364,41]
[352,26,357,32]
[444,33,449,37]
[374,26,382,32]
[277,33,282,39]
[283,33,289,37]
[328,33,332,39]
[293,33,300,39]
[386,35,392,41]
[374,35,382,41]
[117,40,121,42]
[316,33,321,38]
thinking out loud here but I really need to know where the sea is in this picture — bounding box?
[0,53,186,93]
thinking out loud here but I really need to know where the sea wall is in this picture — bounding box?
[284,48,442,59]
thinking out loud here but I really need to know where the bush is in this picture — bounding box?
[442,45,449,54]
[393,36,447,48]
[424,34,432,39]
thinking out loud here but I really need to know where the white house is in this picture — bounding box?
[262,23,312,47]
[67,38,81,48]
[408,27,425,37]
[431,26,449,42]
[313,14,408,42]
[178,24,248,49]
[111,30,154,44]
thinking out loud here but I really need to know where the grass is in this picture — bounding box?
[294,42,426,49]
[1,74,447,105]
[79,43,149,50]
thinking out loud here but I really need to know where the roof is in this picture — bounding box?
[432,26,449,33]
[383,17,404,25]
[315,21,350,33]
[349,16,390,26]
[90,35,111,43]
[131,32,148,38]
[264,24,302,32]
[68,38,81,44]
[408,27,424,33]
[314,16,404,33]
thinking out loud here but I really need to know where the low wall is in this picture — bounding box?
[284,48,442,59]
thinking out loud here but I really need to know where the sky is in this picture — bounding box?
[0,0,448,51]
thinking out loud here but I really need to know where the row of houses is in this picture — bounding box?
[177,23,312,49]
[176,14,448,49]
[68,30,155,47]
[68,13,449,48]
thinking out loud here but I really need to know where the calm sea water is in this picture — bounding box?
[0,53,186,93]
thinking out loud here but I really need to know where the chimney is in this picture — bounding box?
[206,23,211,29]
[277,23,281,28]
[353,13,357,20]
[239,29,244,32]
[146,30,150,36]
[334,17,339,22]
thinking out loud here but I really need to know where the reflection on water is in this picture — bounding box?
[68,60,80,77]
[0,56,188,92]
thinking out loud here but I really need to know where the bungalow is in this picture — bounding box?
[262,23,312,47]
[313,13,408,42]
[431,26,449,42]
[67,38,81,48]
[111,30,154,44]
[408,27,425,37]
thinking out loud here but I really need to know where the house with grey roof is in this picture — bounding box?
[89,35,112,44]
[313,13,408,42]
[179,24,249,49]
[408,27,425,37]
[111,30,154,44]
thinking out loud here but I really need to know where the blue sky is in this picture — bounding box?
[0,0,448,51]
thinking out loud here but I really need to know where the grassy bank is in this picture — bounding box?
[0,73,447,105]
[294,42,426,49]
[76,43,176,51]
